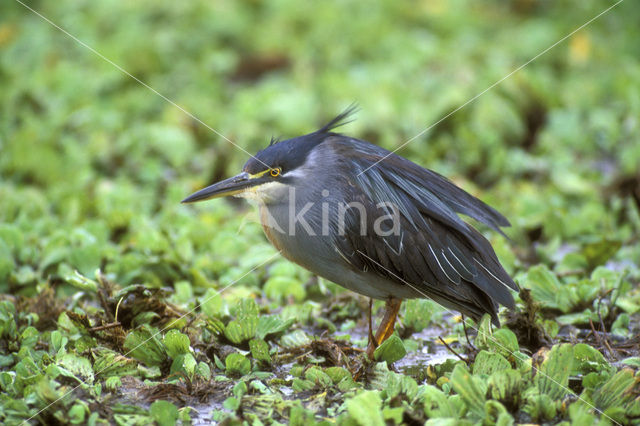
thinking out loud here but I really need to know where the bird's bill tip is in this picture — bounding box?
[181,172,255,203]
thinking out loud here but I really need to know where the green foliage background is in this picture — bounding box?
[1,0,639,424]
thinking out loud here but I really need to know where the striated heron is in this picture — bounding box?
[183,107,519,359]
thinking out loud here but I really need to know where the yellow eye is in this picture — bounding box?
[269,168,281,177]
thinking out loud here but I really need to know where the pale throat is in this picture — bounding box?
[234,180,289,204]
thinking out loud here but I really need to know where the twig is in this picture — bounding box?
[368,299,376,347]
[603,338,617,362]
[596,287,617,361]
[589,320,602,346]
[89,322,122,332]
[461,315,477,350]
[438,336,469,365]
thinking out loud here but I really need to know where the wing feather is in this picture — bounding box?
[327,137,518,325]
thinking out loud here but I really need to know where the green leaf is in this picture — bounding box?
[255,315,295,339]
[620,357,640,368]
[325,367,351,384]
[105,376,122,391]
[535,344,574,399]
[69,402,88,424]
[384,371,418,400]
[581,239,621,268]
[487,369,522,408]
[524,393,556,422]
[50,330,67,353]
[484,400,512,426]
[403,299,439,332]
[150,400,179,426]
[490,329,520,357]
[304,366,332,388]
[223,396,240,411]
[525,265,573,312]
[170,353,197,378]
[93,349,138,379]
[205,318,225,336]
[473,314,494,350]
[163,329,191,359]
[231,298,259,320]
[450,364,486,420]
[200,288,224,318]
[572,343,610,375]
[224,317,258,345]
[197,361,211,379]
[56,353,94,383]
[233,380,247,398]
[64,270,99,292]
[592,368,636,411]
[611,313,630,338]
[123,326,167,367]
[345,390,385,426]
[264,276,306,302]
[556,310,599,325]
[292,378,315,392]
[373,334,406,364]
[473,351,511,376]
[422,386,458,418]
[225,353,251,377]
[249,338,271,363]
[280,330,311,348]
[382,406,404,424]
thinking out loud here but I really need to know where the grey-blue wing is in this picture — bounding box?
[328,138,518,324]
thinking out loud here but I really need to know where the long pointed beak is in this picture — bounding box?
[181,172,265,203]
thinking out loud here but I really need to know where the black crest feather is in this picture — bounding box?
[318,103,359,134]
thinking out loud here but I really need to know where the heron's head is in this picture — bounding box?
[181,107,356,205]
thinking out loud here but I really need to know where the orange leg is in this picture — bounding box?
[366,298,402,360]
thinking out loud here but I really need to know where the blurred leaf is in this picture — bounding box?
[592,368,637,411]
[224,317,258,345]
[225,353,251,377]
[264,276,306,302]
[249,338,271,364]
[150,400,179,426]
[170,353,197,378]
[256,315,295,339]
[403,299,439,332]
[304,366,332,388]
[280,330,311,348]
[535,344,573,399]
[422,385,458,418]
[450,364,485,420]
[64,270,98,292]
[524,265,572,312]
[524,392,556,422]
[473,351,511,376]
[123,326,167,367]
[325,366,351,384]
[620,357,640,368]
[163,329,190,359]
[346,390,384,426]
[56,353,94,383]
[581,239,621,269]
[200,288,224,318]
[572,343,611,375]
[373,334,406,364]
[93,349,138,379]
[487,369,522,407]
